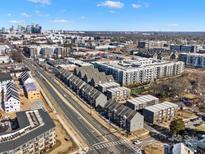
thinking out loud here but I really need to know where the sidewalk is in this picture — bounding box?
[35,77,84,154]
[54,77,147,141]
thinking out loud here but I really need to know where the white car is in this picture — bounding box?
[133,140,142,145]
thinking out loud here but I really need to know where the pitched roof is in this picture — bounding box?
[24,82,37,92]
[20,71,32,83]
[75,66,114,85]
[4,82,19,101]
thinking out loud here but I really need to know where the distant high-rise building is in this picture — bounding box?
[26,25,32,33]
[17,25,25,33]
[31,24,42,34]
[0,27,6,33]
[9,25,14,33]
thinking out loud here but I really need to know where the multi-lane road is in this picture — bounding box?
[24,59,139,154]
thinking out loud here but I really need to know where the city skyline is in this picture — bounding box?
[1,0,205,31]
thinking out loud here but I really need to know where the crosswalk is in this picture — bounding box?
[88,139,141,153]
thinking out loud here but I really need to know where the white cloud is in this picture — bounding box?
[21,12,31,18]
[27,0,51,5]
[132,3,142,9]
[50,19,68,23]
[97,1,124,9]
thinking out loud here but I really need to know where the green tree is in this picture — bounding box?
[170,118,185,134]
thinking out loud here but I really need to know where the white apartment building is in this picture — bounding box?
[127,95,159,111]
[0,109,56,154]
[107,87,131,101]
[143,101,179,124]
[172,143,194,154]
[2,82,20,113]
[93,58,184,85]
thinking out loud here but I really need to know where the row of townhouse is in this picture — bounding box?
[20,72,41,101]
[59,69,108,108]
[103,102,144,132]
[0,73,12,88]
[62,68,131,103]
[98,82,120,93]
[143,101,179,124]
[0,109,56,154]
[74,66,114,87]
[93,60,184,86]
[107,86,131,102]
[57,68,144,132]
[1,82,20,113]
[126,95,159,111]
[125,95,178,124]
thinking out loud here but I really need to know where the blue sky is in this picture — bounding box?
[1,0,205,31]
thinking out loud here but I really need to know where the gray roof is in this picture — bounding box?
[0,73,12,82]
[0,109,55,152]
[75,66,114,85]
[106,102,139,121]
[20,71,31,83]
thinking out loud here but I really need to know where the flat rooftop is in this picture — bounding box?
[98,82,120,88]
[107,86,130,93]
[127,95,159,105]
[0,109,55,152]
[94,59,181,71]
[144,101,178,113]
[180,52,205,57]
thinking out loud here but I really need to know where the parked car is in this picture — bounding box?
[133,140,142,145]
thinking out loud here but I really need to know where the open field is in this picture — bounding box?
[195,126,205,132]
[143,142,164,154]
[45,112,78,154]
[177,110,197,120]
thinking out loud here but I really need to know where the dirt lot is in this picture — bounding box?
[41,95,78,154]
[45,112,78,154]
[143,142,165,154]
[1,78,78,154]
[195,126,205,132]
[177,110,197,120]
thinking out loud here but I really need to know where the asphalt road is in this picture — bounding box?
[24,59,138,154]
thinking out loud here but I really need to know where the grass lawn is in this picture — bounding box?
[195,126,205,132]
[177,110,197,120]
[131,87,151,96]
